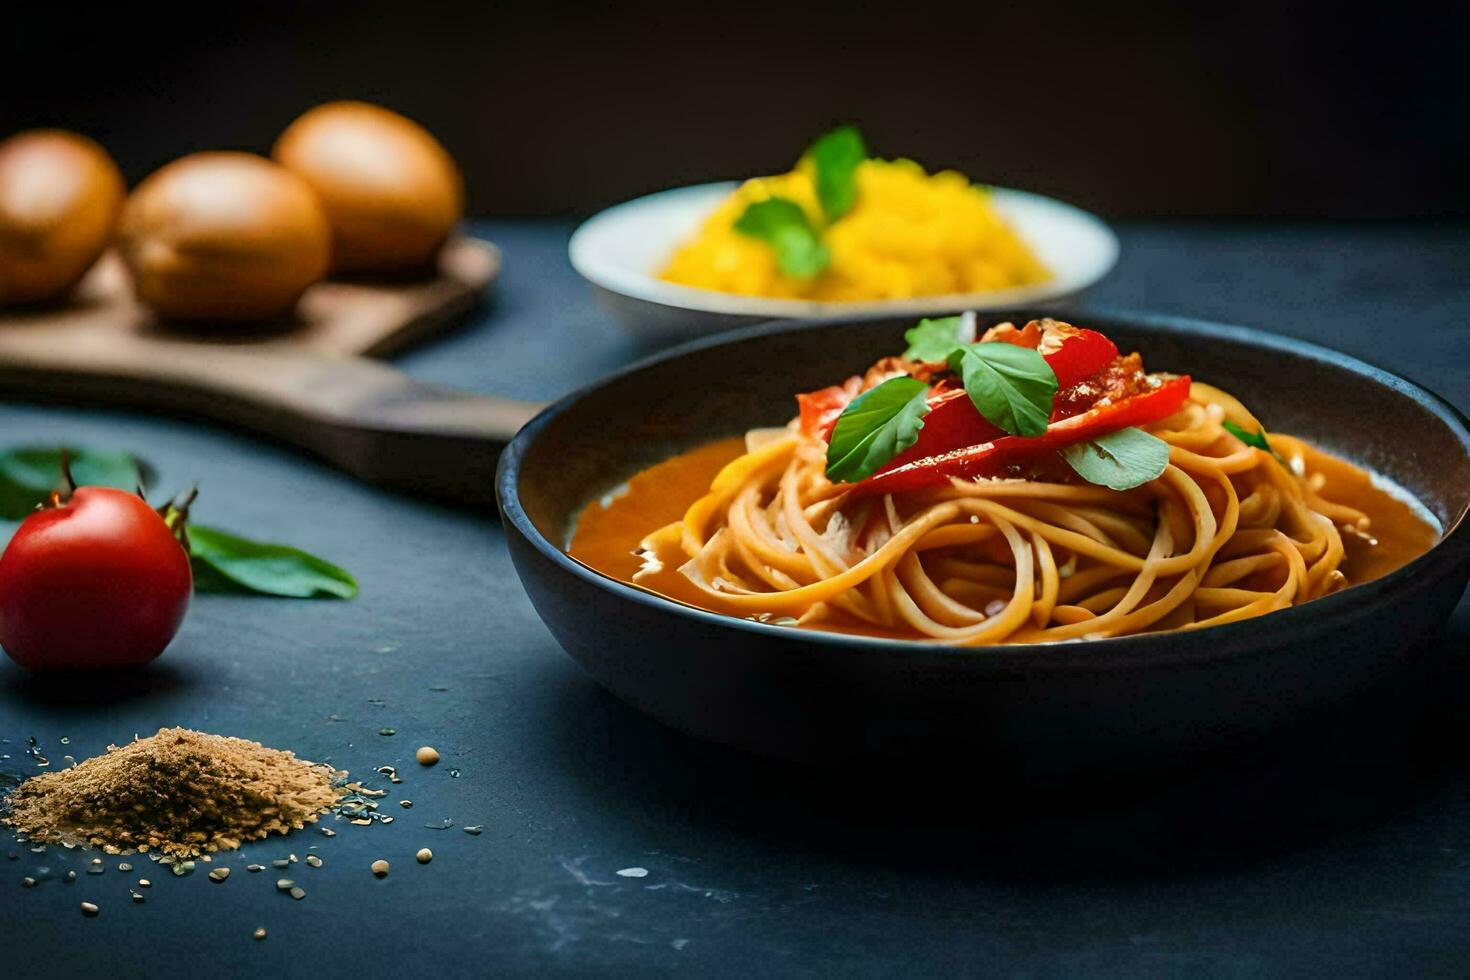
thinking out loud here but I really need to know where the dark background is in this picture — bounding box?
[7,1,1468,220]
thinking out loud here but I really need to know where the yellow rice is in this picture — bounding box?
[658,158,1049,301]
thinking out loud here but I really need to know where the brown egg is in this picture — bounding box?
[118,152,331,321]
[273,101,463,274]
[0,130,125,305]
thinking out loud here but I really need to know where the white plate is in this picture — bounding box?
[569,181,1119,345]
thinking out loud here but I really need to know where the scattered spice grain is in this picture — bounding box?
[371,860,389,878]
[2,729,353,857]
[415,746,439,766]
[208,867,230,882]
[80,902,98,917]
[416,848,432,864]
[253,928,267,941]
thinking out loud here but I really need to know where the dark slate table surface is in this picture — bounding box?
[2,221,1468,978]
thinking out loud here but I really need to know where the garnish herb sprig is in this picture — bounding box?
[732,125,868,280]
[824,317,1175,492]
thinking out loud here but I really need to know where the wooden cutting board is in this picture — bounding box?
[0,236,543,507]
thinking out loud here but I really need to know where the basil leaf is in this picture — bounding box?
[825,377,931,484]
[1060,427,1171,491]
[806,124,866,222]
[0,448,149,519]
[733,198,829,279]
[188,525,358,599]
[902,312,977,362]
[947,342,1058,437]
[1222,420,1273,454]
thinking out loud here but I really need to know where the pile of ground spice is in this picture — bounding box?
[2,728,350,857]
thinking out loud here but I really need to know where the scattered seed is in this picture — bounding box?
[305,855,322,868]
[21,877,36,888]
[378,728,395,737]
[416,848,433,864]
[289,887,305,901]
[208,868,230,882]
[371,860,389,878]
[131,891,144,904]
[246,865,265,873]
[288,854,298,864]
[276,878,294,891]
[29,844,46,853]
[320,828,337,838]
[617,867,649,878]
[253,928,267,941]
[138,879,151,888]
[448,768,461,779]
[118,862,133,872]
[425,819,453,831]
[65,871,76,882]
[380,816,395,825]
[399,800,414,809]
[415,746,439,766]
[80,902,98,917]
[59,737,70,745]
[462,826,483,836]
[272,859,290,869]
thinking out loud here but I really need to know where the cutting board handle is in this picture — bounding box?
[0,337,544,508]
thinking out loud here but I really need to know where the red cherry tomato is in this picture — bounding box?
[0,487,192,671]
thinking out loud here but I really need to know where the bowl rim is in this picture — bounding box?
[498,308,1470,671]
[567,181,1120,318]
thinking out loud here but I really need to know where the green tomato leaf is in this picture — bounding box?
[1059,427,1171,491]
[902,312,977,362]
[188,525,358,599]
[733,197,829,279]
[0,448,150,519]
[947,342,1058,437]
[825,376,931,484]
[1222,419,1273,454]
[806,124,867,222]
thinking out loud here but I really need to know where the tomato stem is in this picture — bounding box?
[161,485,199,552]
[58,448,76,496]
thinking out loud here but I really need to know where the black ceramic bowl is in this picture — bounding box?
[498,311,1470,770]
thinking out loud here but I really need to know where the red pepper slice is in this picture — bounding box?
[852,375,1192,496]
[1039,327,1118,389]
[797,377,862,436]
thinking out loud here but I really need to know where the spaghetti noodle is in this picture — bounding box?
[571,318,1439,645]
